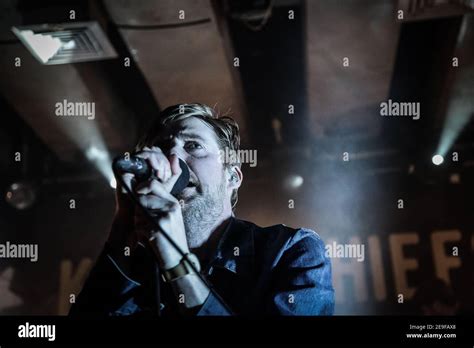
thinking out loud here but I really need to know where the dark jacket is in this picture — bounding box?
[69,217,334,316]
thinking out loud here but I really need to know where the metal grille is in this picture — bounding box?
[12,22,117,65]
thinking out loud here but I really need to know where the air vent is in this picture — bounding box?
[12,21,117,65]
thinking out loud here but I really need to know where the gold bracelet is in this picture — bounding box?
[162,253,201,282]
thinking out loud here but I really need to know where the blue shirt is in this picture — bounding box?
[69,217,335,316]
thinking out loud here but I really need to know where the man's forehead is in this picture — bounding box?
[165,117,218,142]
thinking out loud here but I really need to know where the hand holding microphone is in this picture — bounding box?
[111,146,191,270]
[113,150,190,196]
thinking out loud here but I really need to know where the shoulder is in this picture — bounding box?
[233,217,325,247]
[233,218,327,265]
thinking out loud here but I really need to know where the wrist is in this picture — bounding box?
[157,247,190,270]
[162,256,182,271]
[162,253,201,282]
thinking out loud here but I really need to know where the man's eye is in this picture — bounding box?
[185,141,203,151]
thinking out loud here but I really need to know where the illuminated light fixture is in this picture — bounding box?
[432,154,444,166]
[12,22,117,65]
[284,174,304,190]
[5,182,36,210]
[85,145,116,190]
[109,177,117,189]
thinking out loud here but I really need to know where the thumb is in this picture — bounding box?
[165,154,182,192]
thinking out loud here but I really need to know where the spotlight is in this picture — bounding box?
[85,145,115,189]
[86,146,108,161]
[432,154,444,166]
[109,177,117,189]
[5,182,36,210]
[284,174,304,190]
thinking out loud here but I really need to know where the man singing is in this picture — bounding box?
[69,103,334,316]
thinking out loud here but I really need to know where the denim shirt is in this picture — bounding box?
[69,218,335,316]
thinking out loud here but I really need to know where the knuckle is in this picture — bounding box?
[135,181,150,193]
[150,179,160,191]
[137,196,148,207]
[169,201,180,211]
[122,173,134,181]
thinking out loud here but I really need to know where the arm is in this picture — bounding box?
[68,241,141,317]
[167,273,233,316]
[131,149,233,313]
[71,147,233,316]
[266,229,335,315]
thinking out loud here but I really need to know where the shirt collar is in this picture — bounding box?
[205,217,255,275]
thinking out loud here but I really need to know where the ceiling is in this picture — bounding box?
[0,0,473,175]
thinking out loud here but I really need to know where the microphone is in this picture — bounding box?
[112,155,190,195]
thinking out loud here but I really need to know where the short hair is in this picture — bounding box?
[137,103,241,208]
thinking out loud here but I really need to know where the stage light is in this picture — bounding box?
[435,52,473,161]
[12,23,119,188]
[284,174,304,190]
[109,177,117,189]
[85,145,115,189]
[432,154,444,166]
[5,182,36,210]
[86,146,108,161]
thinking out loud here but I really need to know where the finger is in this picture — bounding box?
[167,154,183,186]
[136,183,179,212]
[163,155,172,182]
[133,156,181,195]
[164,154,182,191]
[119,173,134,194]
[137,194,174,211]
[133,177,153,194]
[152,146,170,181]
[136,148,170,182]
[137,178,177,202]
[170,154,181,176]
[136,150,161,174]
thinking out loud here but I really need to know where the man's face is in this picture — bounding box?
[164,117,226,201]
[160,117,232,247]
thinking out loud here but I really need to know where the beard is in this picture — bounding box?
[178,174,227,249]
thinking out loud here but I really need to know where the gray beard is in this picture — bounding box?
[181,180,226,249]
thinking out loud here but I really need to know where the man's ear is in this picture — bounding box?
[228,165,243,190]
